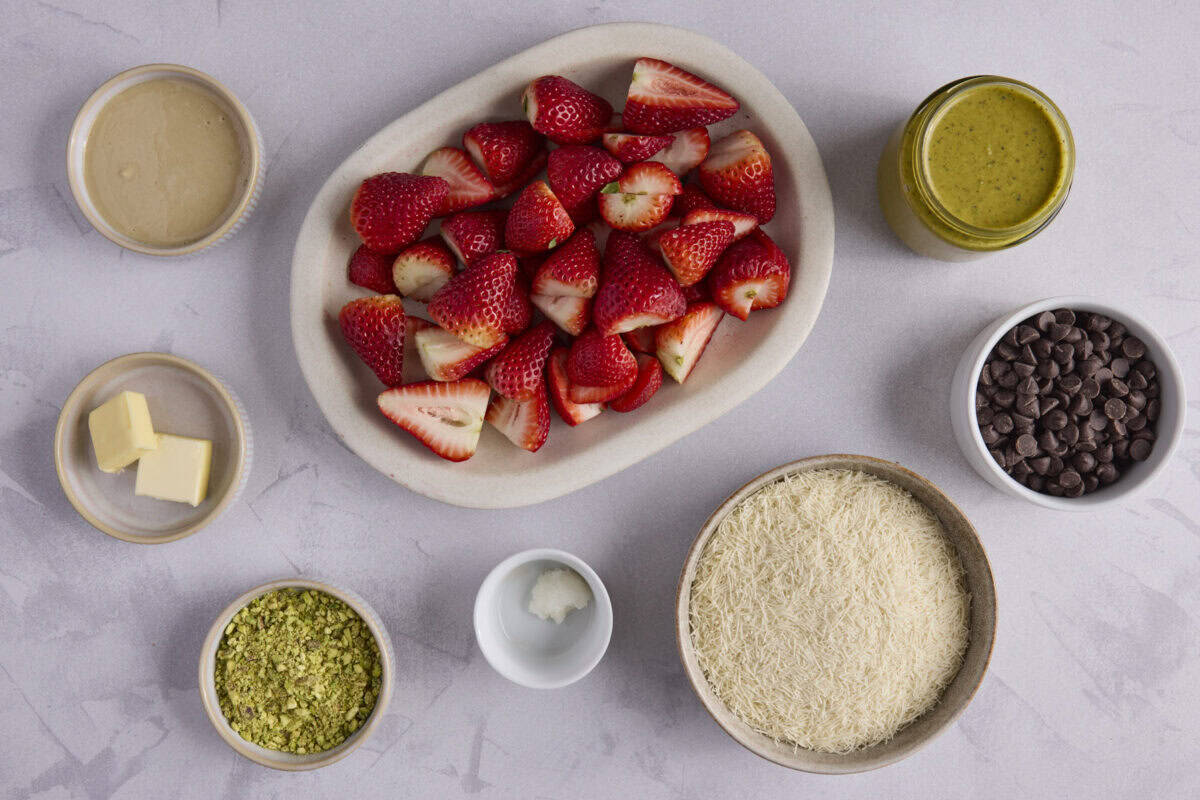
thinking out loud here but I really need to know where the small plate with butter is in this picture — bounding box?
[54,352,251,543]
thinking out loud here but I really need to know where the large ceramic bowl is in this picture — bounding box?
[676,454,996,773]
[290,22,835,508]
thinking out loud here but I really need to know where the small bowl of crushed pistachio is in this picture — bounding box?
[198,578,394,770]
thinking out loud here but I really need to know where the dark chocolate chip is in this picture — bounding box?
[995,342,1019,361]
[1094,367,1113,384]
[1104,398,1127,419]
[1015,433,1039,457]
[1060,422,1080,445]
[1079,357,1103,378]
[1128,371,1148,390]
[1058,469,1082,489]
[1013,412,1036,433]
[1106,378,1129,398]
[1058,373,1083,394]
[1080,378,1101,398]
[1038,360,1061,379]
[1069,395,1093,416]
[1017,376,1039,395]
[994,412,1014,435]
[1040,396,1060,415]
[1032,338,1054,359]
[998,370,1019,389]
[1073,452,1096,473]
[1110,357,1130,378]
[1084,475,1099,492]
[1121,337,1146,359]
[1035,311,1057,332]
[1046,482,1065,496]
[1050,323,1072,341]
[1096,444,1114,464]
[977,406,994,425]
[994,390,1016,408]
[1086,313,1112,332]
[1043,409,1069,431]
[1015,325,1040,345]
[1130,438,1153,461]
[1011,459,1033,479]
[1135,360,1156,379]
[1052,343,1074,364]
[1146,399,1160,421]
[1127,414,1147,432]
[1013,361,1036,378]
[1053,309,1076,325]
[1047,456,1065,476]
[1063,481,1086,497]
[1088,410,1109,430]
[1089,330,1110,352]
[1002,327,1020,347]
[1096,463,1119,484]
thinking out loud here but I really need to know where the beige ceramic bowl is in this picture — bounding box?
[54,352,251,544]
[67,63,264,256]
[198,578,395,771]
[676,454,997,773]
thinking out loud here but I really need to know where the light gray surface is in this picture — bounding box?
[1,1,1198,797]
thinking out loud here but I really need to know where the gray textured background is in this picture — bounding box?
[2,1,1199,797]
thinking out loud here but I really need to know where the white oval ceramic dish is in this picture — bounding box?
[290,22,835,508]
[950,296,1185,510]
[474,548,612,689]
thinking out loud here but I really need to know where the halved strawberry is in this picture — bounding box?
[602,132,674,163]
[531,293,590,336]
[642,215,680,253]
[462,121,544,186]
[608,353,664,412]
[658,220,735,286]
[484,320,557,400]
[707,230,791,320]
[546,145,623,223]
[681,207,757,241]
[505,181,575,252]
[492,149,548,198]
[598,162,682,232]
[339,295,406,386]
[420,147,496,215]
[440,209,508,267]
[348,244,397,294]
[377,379,490,462]
[428,251,517,347]
[622,325,658,355]
[532,228,599,297]
[698,130,775,223]
[486,387,550,452]
[351,172,448,253]
[593,231,686,335]
[655,301,724,383]
[503,276,534,334]
[547,347,603,426]
[566,327,638,403]
[392,238,455,301]
[522,75,614,145]
[403,316,435,382]
[414,326,506,382]
[681,281,710,304]
[648,127,711,178]
[623,58,738,135]
[674,182,716,216]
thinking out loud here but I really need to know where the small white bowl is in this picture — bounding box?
[474,549,612,689]
[950,296,1186,510]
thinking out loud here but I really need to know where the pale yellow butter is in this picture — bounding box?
[135,434,212,506]
[88,391,157,473]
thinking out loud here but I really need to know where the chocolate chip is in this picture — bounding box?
[1063,481,1085,497]
[1015,325,1040,345]
[994,412,1014,434]
[1146,399,1160,421]
[1109,320,1127,339]
[1109,418,1127,437]
[1113,439,1130,460]
[1096,463,1119,484]
[977,406,994,425]
[994,389,1016,408]
[1050,323,1072,341]
[1088,410,1109,430]
[1104,398,1127,419]
[1035,311,1056,332]
[1013,412,1036,433]
[1019,344,1037,365]
[1135,359,1156,379]
[1128,371,1147,391]
[1084,475,1099,492]
[1058,469,1082,489]
[998,370,1019,389]
[1073,452,1096,473]
[1106,378,1129,398]
[1110,357,1130,378]
[1069,395,1093,416]
[1038,360,1061,379]
[1013,361,1036,378]
[1086,313,1112,332]
[1039,429,1059,452]
[1046,482,1065,497]
[1017,376,1039,395]
[1079,356,1103,378]
[1027,475,1045,492]
[1052,343,1074,364]
[1094,367,1113,384]
[1130,438,1153,461]
[1127,414,1147,432]
[1029,456,1051,475]
[1080,378,1101,398]
[1011,459,1032,479]
[1032,338,1054,359]
[1059,373,1083,394]
[1096,444,1114,464]
[1089,331,1110,352]
[995,342,1019,361]
[1040,396,1060,415]
[1060,422,1080,445]
[1043,409,1068,430]
[1053,309,1076,325]
[1122,337,1146,359]
[1015,433,1039,457]
[1002,327,1019,347]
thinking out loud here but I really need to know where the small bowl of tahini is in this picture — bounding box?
[676,454,996,773]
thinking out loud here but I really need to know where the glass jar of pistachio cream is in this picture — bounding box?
[877,76,1074,261]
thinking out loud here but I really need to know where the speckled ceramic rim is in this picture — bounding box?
[198,578,395,771]
[66,63,264,257]
[675,454,997,774]
[53,352,250,544]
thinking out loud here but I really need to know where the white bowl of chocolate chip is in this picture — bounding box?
[951,296,1185,510]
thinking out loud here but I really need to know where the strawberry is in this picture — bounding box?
[462,120,544,185]
[655,301,725,383]
[486,387,551,452]
[338,295,406,386]
[503,276,534,334]
[623,58,738,135]
[348,244,397,294]
[658,220,735,286]
[505,181,575,252]
[531,228,599,297]
[522,75,614,145]
[392,238,455,301]
[531,294,590,336]
[681,207,757,240]
[440,209,508,267]
[602,132,674,163]
[546,145,622,223]
[492,148,548,198]
[414,326,505,382]
[598,162,682,232]
[681,281,710,304]
[566,327,638,403]
[403,316,435,382]
[428,251,517,347]
[707,230,790,320]
[547,347,603,425]
[377,379,490,462]
[642,215,680,253]
[648,127,711,177]
[593,231,686,335]
[351,172,448,253]
[674,183,716,216]
[420,147,496,215]
[622,325,658,355]
[608,353,663,412]
[484,320,556,400]
[698,130,775,223]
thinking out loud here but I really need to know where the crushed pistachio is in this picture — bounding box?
[214,588,382,753]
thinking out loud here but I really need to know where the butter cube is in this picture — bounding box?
[88,391,157,473]
[135,434,212,506]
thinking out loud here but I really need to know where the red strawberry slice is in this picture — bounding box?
[503,276,534,334]
[522,75,614,145]
[647,127,711,177]
[414,326,505,382]
[351,172,448,253]
[348,244,397,294]
[403,316,435,382]
[593,231,686,335]
[484,320,557,400]
[428,251,517,347]
[462,121,544,186]
[642,215,680,253]
[598,162,682,232]
[622,325,658,355]
[377,379,490,462]
[505,181,575,252]
[674,183,716,216]
[566,327,638,403]
[392,238,455,301]
[492,148,548,198]
[681,281,710,304]
[485,387,551,452]
[707,230,790,320]
[531,293,590,336]
[547,347,602,425]
[602,132,675,163]
[656,301,724,383]
[546,145,623,223]
[623,58,739,135]
[608,353,663,412]
[658,220,735,286]
[420,147,496,216]
[681,207,757,240]
[698,130,775,223]
[440,209,508,267]
[531,228,599,298]
[338,295,406,387]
